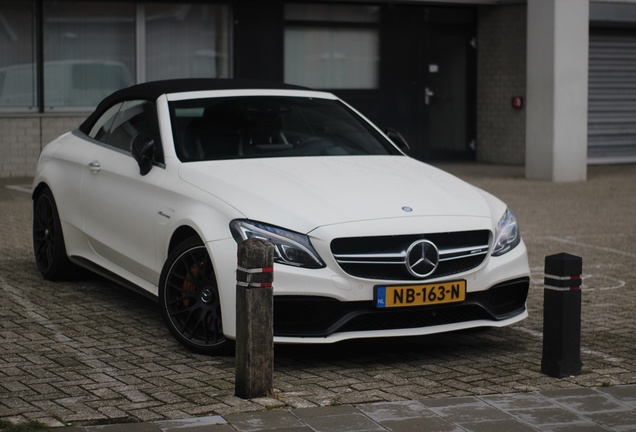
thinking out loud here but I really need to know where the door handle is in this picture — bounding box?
[425,87,435,105]
[88,161,101,173]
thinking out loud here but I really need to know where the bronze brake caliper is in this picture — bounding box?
[181,259,204,307]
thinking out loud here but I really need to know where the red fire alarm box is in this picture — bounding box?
[511,96,523,109]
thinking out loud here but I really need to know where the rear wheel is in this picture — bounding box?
[159,237,229,355]
[32,188,74,280]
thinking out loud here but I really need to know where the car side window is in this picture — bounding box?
[109,100,162,153]
[90,99,164,164]
[88,103,123,142]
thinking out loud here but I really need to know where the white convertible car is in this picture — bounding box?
[32,79,530,354]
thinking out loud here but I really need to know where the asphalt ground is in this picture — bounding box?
[1,163,635,431]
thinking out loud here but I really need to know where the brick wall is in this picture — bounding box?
[476,4,527,165]
[0,118,40,179]
[0,115,84,179]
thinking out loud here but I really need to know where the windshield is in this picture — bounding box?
[169,96,400,161]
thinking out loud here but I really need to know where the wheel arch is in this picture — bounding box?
[168,226,202,255]
[32,181,51,200]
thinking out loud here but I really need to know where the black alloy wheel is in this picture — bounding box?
[32,188,73,280]
[159,237,228,355]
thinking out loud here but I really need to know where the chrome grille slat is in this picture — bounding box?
[439,245,489,262]
[334,260,404,265]
[334,252,405,261]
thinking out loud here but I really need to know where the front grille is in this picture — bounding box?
[331,230,490,281]
[273,277,530,337]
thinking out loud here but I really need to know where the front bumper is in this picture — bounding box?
[209,229,530,343]
[273,276,529,338]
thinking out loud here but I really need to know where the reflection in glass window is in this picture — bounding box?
[43,2,135,108]
[1,2,233,112]
[284,4,379,90]
[170,96,398,162]
[145,4,231,81]
[285,28,379,89]
[108,100,159,153]
[0,2,36,109]
[89,103,122,142]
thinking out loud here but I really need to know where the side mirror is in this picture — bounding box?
[131,134,156,176]
[385,128,410,154]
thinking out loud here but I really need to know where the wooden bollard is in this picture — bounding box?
[235,238,274,399]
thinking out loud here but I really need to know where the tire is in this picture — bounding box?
[32,188,74,280]
[159,237,229,355]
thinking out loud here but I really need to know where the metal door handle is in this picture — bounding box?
[88,161,101,173]
[425,87,435,105]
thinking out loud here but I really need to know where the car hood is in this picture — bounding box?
[178,156,498,233]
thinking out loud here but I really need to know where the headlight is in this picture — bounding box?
[230,220,325,268]
[492,209,521,256]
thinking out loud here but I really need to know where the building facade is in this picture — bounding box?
[1,0,636,180]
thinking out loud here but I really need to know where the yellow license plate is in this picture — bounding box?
[375,280,466,308]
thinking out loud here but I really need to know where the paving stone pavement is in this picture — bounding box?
[1,163,635,431]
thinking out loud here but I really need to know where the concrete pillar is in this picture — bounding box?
[525,0,589,182]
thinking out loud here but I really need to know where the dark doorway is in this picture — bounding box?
[381,6,477,162]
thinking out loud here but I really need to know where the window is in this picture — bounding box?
[90,100,163,163]
[284,4,380,90]
[1,2,231,112]
[89,103,123,143]
[170,96,398,162]
[107,100,161,155]
[144,4,231,81]
[43,2,135,109]
[0,2,36,110]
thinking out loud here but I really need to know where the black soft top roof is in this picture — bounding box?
[79,79,310,134]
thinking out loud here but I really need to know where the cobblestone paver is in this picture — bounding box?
[1,164,635,429]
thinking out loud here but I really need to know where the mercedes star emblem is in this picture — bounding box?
[405,239,440,278]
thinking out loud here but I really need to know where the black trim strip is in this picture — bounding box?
[69,255,158,302]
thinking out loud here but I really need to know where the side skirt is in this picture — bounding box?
[69,255,159,303]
